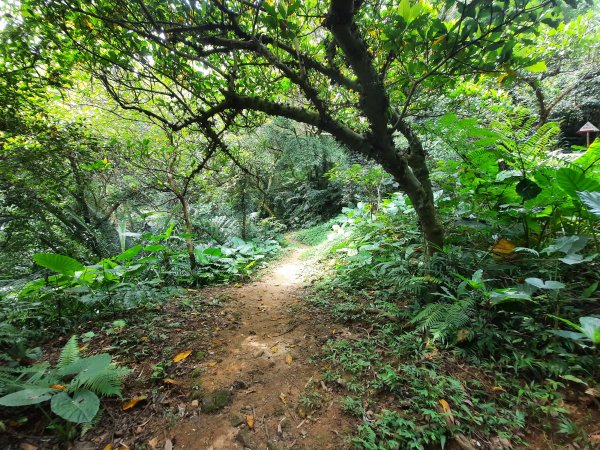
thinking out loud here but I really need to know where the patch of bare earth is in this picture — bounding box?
[172,245,352,450]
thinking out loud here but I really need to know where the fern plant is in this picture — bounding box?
[410,270,487,342]
[0,335,130,424]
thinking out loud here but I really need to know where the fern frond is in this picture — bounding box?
[72,365,131,398]
[57,336,80,369]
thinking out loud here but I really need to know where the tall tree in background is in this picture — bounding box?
[19,0,589,253]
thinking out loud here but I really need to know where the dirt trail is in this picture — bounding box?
[174,244,352,450]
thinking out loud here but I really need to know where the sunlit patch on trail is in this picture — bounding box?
[272,262,304,285]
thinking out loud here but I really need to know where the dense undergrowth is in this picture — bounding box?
[302,142,600,448]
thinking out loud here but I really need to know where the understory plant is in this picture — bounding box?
[0,336,129,425]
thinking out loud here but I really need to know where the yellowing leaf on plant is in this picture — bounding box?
[246,415,255,429]
[285,354,293,365]
[279,392,287,405]
[433,35,445,46]
[122,395,147,411]
[173,350,192,363]
[50,384,66,391]
[456,329,469,343]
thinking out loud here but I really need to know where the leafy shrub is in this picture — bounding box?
[0,336,129,424]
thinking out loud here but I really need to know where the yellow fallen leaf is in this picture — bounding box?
[173,350,192,363]
[270,345,279,353]
[50,384,66,391]
[141,336,149,341]
[246,415,254,429]
[79,345,88,352]
[279,392,287,405]
[285,354,293,365]
[122,395,147,411]
[491,386,506,393]
[148,437,158,449]
[104,445,112,450]
[163,378,181,385]
[208,361,218,367]
[492,238,516,256]
[438,399,455,427]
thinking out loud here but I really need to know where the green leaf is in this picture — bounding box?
[542,236,589,255]
[579,317,600,344]
[581,282,598,299]
[50,390,99,423]
[203,247,223,257]
[0,388,55,406]
[556,168,600,198]
[524,61,547,73]
[33,253,84,275]
[516,178,541,200]
[525,278,564,290]
[578,191,600,218]
[558,254,595,265]
[115,245,143,262]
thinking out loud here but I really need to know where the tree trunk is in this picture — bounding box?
[179,195,197,270]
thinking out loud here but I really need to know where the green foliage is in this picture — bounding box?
[0,336,129,425]
[294,219,338,246]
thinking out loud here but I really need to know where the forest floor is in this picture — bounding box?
[169,241,353,449]
[7,240,600,449]
[41,240,353,450]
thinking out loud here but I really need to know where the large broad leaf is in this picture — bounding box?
[580,317,600,344]
[525,278,565,290]
[0,388,55,406]
[50,390,99,423]
[558,254,595,265]
[578,191,600,218]
[516,178,541,200]
[33,253,84,275]
[556,168,600,198]
[542,236,588,255]
[115,244,143,262]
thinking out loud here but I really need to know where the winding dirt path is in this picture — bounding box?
[174,244,352,449]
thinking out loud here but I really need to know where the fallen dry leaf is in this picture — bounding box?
[585,387,600,398]
[20,444,38,450]
[103,445,111,450]
[279,392,287,405]
[491,386,506,393]
[163,378,181,385]
[208,361,218,367]
[270,345,279,353]
[50,384,66,391]
[246,415,255,429]
[285,354,293,365]
[492,238,516,258]
[148,438,158,449]
[438,399,455,427]
[590,432,600,443]
[164,439,173,450]
[122,395,148,411]
[173,350,192,363]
